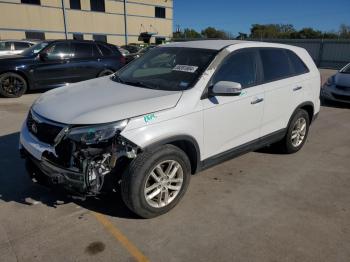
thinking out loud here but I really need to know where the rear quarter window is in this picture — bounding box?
[286,50,309,75]
[260,48,293,82]
[97,43,113,56]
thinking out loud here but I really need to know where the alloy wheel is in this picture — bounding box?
[144,160,184,208]
[0,74,25,97]
[291,117,307,147]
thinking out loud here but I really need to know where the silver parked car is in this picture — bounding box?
[321,63,350,104]
[0,40,37,56]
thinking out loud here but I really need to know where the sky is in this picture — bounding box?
[173,0,350,35]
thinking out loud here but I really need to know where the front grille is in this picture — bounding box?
[332,93,350,101]
[26,111,63,145]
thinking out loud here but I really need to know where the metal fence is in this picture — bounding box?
[253,39,350,70]
[174,38,350,70]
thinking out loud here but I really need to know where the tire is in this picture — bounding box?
[121,145,191,218]
[97,69,114,77]
[278,109,310,154]
[0,72,27,98]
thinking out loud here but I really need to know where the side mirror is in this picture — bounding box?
[210,81,242,96]
[39,52,48,61]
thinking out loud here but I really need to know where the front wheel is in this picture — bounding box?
[121,145,191,218]
[0,72,27,98]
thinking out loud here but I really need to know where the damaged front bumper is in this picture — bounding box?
[19,114,138,196]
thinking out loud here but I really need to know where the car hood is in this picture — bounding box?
[335,73,350,87]
[32,77,183,125]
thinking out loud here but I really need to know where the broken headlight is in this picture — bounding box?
[67,120,128,145]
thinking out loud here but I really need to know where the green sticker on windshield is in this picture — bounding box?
[144,113,157,123]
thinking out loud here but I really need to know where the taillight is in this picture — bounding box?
[120,56,126,64]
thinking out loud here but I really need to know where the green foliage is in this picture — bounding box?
[172,24,350,40]
[201,27,229,39]
[250,24,296,39]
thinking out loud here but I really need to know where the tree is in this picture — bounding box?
[250,24,296,39]
[183,28,201,39]
[339,24,350,39]
[293,27,323,39]
[172,28,201,39]
[201,27,229,39]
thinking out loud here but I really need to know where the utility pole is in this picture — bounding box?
[61,0,68,39]
[123,0,128,45]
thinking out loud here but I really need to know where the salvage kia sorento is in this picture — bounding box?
[20,40,320,218]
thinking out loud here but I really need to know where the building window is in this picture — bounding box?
[70,0,81,10]
[73,33,84,40]
[93,34,107,43]
[21,0,41,5]
[25,31,45,40]
[155,7,166,18]
[90,0,105,12]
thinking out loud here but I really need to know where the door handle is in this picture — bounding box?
[293,86,302,91]
[251,98,264,105]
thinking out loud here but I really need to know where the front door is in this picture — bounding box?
[32,42,74,89]
[202,49,264,159]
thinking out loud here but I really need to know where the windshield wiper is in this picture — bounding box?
[112,75,158,89]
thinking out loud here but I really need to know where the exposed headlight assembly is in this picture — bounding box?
[67,120,128,145]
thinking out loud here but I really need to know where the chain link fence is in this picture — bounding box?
[253,39,350,69]
[173,38,350,70]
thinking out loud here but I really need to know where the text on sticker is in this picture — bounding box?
[173,65,199,73]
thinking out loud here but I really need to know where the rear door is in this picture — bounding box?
[259,48,307,137]
[69,41,102,82]
[96,43,124,71]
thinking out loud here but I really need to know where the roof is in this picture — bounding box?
[162,40,250,50]
[0,39,38,44]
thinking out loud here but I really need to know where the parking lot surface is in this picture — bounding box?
[0,70,349,262]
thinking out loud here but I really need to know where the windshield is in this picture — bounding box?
[21,42,49,56]
[113,47,217,91]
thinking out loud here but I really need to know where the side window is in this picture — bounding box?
[71,42,94,58]
[286,50,309,75]
[213,50,258,88]
[14,42,31,50]
[260,49,293,82]
[45,42,72,60]
[97,43,112,56]
[0,42,11,51]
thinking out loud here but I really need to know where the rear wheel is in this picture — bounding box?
[121,145,191,218]
[277,109,310,154]
[98,69,114,77]
[0,72,27,98]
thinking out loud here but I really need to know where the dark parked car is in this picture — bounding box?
[125,45,156,63]
[0,40,125,98]
[121,44,143,54]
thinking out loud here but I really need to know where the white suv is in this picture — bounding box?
[20,40,320,218]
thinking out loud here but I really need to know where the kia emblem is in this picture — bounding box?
[31,122,38,134]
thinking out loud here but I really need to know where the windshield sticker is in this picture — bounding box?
[173,65,199,73]
[144,113,157,123]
